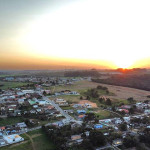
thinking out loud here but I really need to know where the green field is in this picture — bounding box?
[112,99,130,106]
[0,129,56,150]
[0,117,24,126]
[0,81,29,90]
[95,110,112,119]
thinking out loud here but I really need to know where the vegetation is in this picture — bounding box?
[92,74,150,91]
[119,123,127,131]
[0,129,55,150]
[42,124,107,150]
[0,81,29,90]
[64,70,100,77]
[0,117,24,126]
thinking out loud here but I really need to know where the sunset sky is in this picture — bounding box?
[0,0,150,70]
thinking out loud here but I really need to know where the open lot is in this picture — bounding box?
[51,80,150,101]
[0,81,29,90]
[0,117,24,126]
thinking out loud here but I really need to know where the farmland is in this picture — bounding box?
[0,81,29,90]
[49,80,150,102]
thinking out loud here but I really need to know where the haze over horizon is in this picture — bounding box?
[0,0,150,70]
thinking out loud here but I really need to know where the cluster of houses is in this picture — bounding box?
[0,89,62,119]
[4,76,82,86]
[0,122,26,146]
[55,90,79,96]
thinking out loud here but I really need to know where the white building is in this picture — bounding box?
[3,134,24,144]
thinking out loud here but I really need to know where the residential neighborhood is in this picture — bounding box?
[0,75,150,150]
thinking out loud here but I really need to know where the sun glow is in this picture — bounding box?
[19,0,150,69]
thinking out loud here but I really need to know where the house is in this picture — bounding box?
[22,90,34,94]
[70,91,79,95]
[28,100,37,105]
[112,139,122,146]
[77,110,86,114]
[0,139,5,146]
[123,117,130,123]
[38,100,46,105]
[52,121,64,127]
[33,105,38,108]
[99,119,112,124]
[55,99,69,106]
[71,135,82,141]
[64,109,74,114]
[30,109,36,114]
[118,109,129,114]
[18,98,25,104]
[41,90,51,94]
[62,119,71,125]
[5,77,14,81]
[94,124,103,129]
[71,123,82,128]
[16,122,27,131]
[78,115,86,121]
[0,127,5,131]
[3,134,24,144]
[73,104,82,108]
[121,105,131,109]
[115,118,122,124]
[144,109,150,114]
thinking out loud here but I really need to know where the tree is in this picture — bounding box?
[106,90,109,94]
[119,123,127,131]
[89,130,106,147]
[129,107,134,114]
[84,113,96,122]
[43,90,47,96]
[98,97,104,103]
[86,96,90,100]
[123,136,137,148]
[127,97,134,103]
[80,96,83,100]
[105,98,112,105]
[81,139,94,150]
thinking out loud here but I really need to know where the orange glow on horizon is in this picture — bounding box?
[0,0,150,70]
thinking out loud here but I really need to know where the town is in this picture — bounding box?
[0,74,150,150]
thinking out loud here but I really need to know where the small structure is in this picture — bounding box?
[3,134,24,144]
[94,124,103,129]
[112,139,122,146]
[77,110,86,114]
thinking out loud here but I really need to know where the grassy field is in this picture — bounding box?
[28,129,56,150]
[0,117,24,126]
[49,80,150,102]
[49,80,115,104]
[33,133,55,150]
[95,110,112,119]
[0,81,29,90]
[94,109,119,119]
[0,129,55,150]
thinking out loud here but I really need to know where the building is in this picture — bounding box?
[3,134,24,144]
[77,110,86,114]
[94,124,103,129]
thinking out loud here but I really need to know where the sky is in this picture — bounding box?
[0,0,150,70]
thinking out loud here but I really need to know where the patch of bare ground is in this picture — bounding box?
[9,141,28,148]
[99,83,150,101]
[78,80,150,101]
[25,133,35,150]
[78,100,97,108]
[31,134,42,138]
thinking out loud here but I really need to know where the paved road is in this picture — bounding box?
[43,96,75,122]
